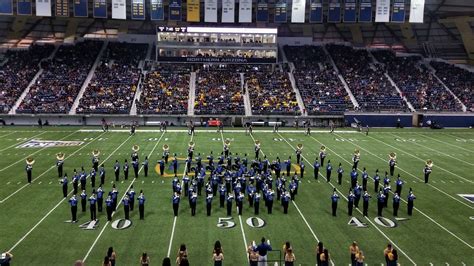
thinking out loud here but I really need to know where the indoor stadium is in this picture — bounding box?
[0,0,473,265]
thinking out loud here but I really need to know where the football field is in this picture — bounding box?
[0,126,473,265]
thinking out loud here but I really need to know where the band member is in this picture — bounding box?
[172,156,178,177]
[306,125,311,136]
[132,159,139,179]
[172,192,180,216]
[142,156,149,177]
[72,171,79,195]
[219,184,226,208]
[25,157,34,183]
[337,163,344,185]
[56,153,64,178]
[130,124,136,136]
[424,160,433,183]
[354,182,362,208]
[223,140,230,158]
[188,142,195,159]
[383,183,391,208]
[254,192,261,215]
[348,189,355,216]
[99,164,106,185]
[206,194,213,216]
[123,195,130,220]
[226,192,234,216]
[131,146,139,162]
[377,190,385,216]
[393,193,400,217]
[329,120,335,133]
[123,160,129,180]
[352,150,360,170]
[237,191,244,215]
[362,190,371,216]
[254,140,261,160]
[190,191,197,216]
[331,189,339,216]
[60,174,68,198]
[157,157,165,176]
[90,167,96,188]
[326,160,332,182]
[362,167,369,191]
[79,167,87,191]
[69,194,78,223]
[92,151,100,172]
[190,123,195,136]
[313,158,320,179]
[163,144,170,164]
[128,186,136,211]
[114,160,120,181]
[373,169,380,193]
[319,146,327,167]
[248,124,253,135]
[395,175,404,196]
[97,186,104,212]
[105,195,113,221]
[80,190,87,212]
[350,168,358,189]
[110,185,118,210]
[295,144,303,164]
[407,188,416,216]
[389,153,397,177]
[273,123,278,133]
[138,190,145,220]
[281,191,290,214]
[285,157,291,177]
[89,191,97,221]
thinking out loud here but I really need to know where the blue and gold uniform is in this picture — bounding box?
[331,189,340,216]
[69,195,78,222]
[138,191,145,220]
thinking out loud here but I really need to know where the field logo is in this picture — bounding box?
[16,139,84,148]
[111,219,132,230]
[457,194,474,204]
[79,220,100,230]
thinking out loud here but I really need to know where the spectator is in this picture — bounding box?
[17,41,102,114]
[140,252,150,266]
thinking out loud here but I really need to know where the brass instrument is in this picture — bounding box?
[163,144,169,152]
[56,152,65,160]
[389,152,397,160]
[26,157,35,165]
[320,145,326,152]
[92,149,100,157]
[426,159,433,168]
[132,145,140,152]
[189,141,195,148]
[297,143,303,150]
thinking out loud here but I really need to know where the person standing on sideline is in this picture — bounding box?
[138,190,145,220]
[69,194,78,223]
[256,237,272,266]
[331,189,339,216]
[61,174,68,198]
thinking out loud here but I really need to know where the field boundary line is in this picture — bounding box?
[276,132,416,265]
[9,134,135,252]
[0,132,47,152]
[83,132,165,262]
[0,130,81,172]
[317,133,474,250]
[367,134,473,184]
[0,132,107,204]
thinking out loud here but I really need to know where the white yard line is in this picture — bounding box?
[0,132,107,204]
[276,133,417,265]
[0,132,17,139]
[166,132,194,258]
[367,134,473,184]
[415,133,474,154]
[83,132,165,262]
[0,132,47,152]
[249,133,336,266]
[0,130,80,172]
[391,133,474,166]
[319,133,474,250]
[8,134,134,252]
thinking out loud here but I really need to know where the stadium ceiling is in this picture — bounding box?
[425,0,474,17]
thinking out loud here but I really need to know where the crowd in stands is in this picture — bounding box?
[430,61,473,111]
[17,41,102,113]
[372,50,462,112]
[0,44,54,113]
[326,45,407,112]
[195,66,245,115]
[137,64,191,114]
[246,67,299,115]
[284,45,352,114]
[77,42,148,114]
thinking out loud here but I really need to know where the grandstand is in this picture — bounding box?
[0,0,474,265]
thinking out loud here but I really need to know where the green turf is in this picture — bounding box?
[0,126,473,265]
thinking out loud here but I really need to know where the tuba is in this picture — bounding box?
[389,152,397,160]
[255,140,261,148]
[354,149,360,156]
[92,149,100,158]
[426,159,433,168]
[132,145,140,152]
[26,157,35,165]
[224,139,231,146]
[297,143,303,150]
[56,152,65,161]
[163,144,169,152]
[189,141,195,149]
[320,145,326,152]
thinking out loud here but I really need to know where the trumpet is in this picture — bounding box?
[163,144,169,152]
[132,145,140,152]
[426,159,433,168]
[92,149,100,157]
[26,157,35,165]
[389,152,397,160]
[296,143,303,150]
[56,152,65,160]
